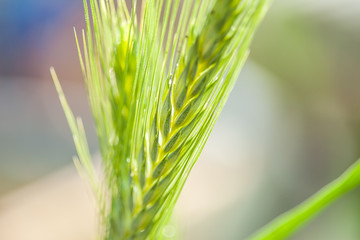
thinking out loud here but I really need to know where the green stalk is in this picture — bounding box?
[248,159,360,240]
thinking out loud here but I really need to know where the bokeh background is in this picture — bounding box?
[1,0,360,239]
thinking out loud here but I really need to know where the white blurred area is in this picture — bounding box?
[1,0,360,239]
[280,0,360,21]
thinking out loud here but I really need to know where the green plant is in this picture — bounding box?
[52,0,268,238]
[51,0,360,239]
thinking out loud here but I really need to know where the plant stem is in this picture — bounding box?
[248,159,360,240]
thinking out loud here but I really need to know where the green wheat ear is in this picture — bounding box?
[52,0,269,239]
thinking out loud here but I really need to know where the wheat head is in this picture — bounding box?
[52,0,269,239]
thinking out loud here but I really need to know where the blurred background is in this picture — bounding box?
[0,0,360,239]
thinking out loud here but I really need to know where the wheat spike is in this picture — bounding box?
[129,0,269,238]
[52,0,268,239]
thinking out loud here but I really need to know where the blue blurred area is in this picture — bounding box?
[0,1,64,39]
[0,0,89,193]
[0,0,81,76]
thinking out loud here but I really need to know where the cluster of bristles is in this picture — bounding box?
[52,0,268,239]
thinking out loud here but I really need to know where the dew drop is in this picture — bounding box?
[168,74,173,85]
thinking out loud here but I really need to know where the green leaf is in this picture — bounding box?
[248,159,360,240]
